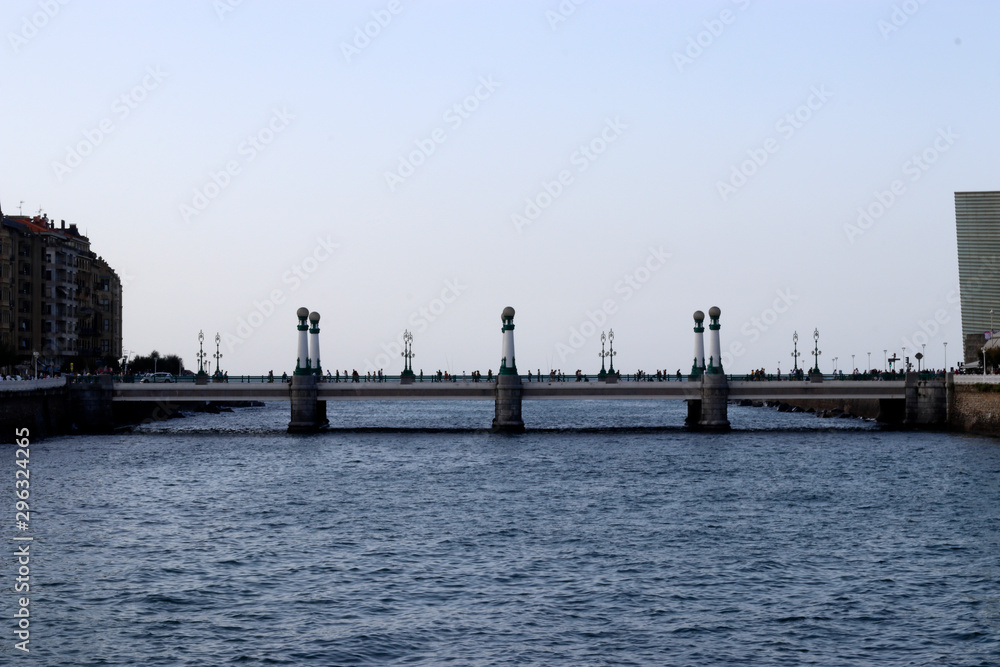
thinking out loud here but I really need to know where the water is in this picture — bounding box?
[4,401,999,665]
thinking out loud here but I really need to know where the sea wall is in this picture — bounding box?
[0,378,72,443]
[949,376,1000,436]
[765,398,882,420]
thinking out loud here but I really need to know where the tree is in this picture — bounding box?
[129,351,185,375]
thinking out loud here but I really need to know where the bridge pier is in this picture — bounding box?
[698,372,731,430]
[288,374,327,433]
[493,374,525,433]
[68,374,115,433]
[903,371,949,427]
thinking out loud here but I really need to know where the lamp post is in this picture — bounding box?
[214,332,223,375]
[884,349,887,372]
[851,354,855,374]
[943,342,947,371]
[791,331,800,373]
[832,357,838,374]
[401,329,415,381]
[598,331,608,380]
[196,330,208,378]
[607,329,617,376]
[811,328,822,374]
[903,345,907,372]
[867,352,871,374]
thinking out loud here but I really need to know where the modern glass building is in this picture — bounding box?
[956,191,1000,364]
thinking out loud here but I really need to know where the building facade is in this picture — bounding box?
[0,213,122,375]
[956,191,1000,364]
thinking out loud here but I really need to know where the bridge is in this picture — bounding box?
[62,306,947,433]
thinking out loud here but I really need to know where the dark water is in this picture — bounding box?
[3,401,1000,665]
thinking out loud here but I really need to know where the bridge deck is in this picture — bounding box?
[728,380,906,401]
[110,380,907,402]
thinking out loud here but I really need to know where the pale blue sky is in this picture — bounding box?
[4,0,997,374]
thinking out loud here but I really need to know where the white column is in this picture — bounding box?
[707,306,723,374]
[295,307,309,374]
[499,306,517,375]
[692,310,705,374]
[308,311,321,374]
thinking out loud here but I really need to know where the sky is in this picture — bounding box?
[3,0,997,376]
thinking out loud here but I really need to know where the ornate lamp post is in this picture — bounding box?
[400,329,415,382]
[598,331,608,380]
[791,331,800,373]
[811,328,822,374]
[607,329,617,376]
[214,332,223,376]
[196,330,208,379]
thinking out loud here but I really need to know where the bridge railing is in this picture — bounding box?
[92,371,939,386]
[105,372,710,385]
[728,371,926,382]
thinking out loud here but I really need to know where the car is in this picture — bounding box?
[140,372,176,383]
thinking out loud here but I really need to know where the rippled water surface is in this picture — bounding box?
[4,401,1000,665]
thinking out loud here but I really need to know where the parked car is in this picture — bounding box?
[140,372,176,383]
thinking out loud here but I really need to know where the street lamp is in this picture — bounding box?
[607,329,617,375]
[811,328,822,374]
[214,332,223,375]
[867,352,871,374]
[832,357,838,373]
[851,354,855,373]
[401,329,415,381]
[943,342,947,371]
[598,331,608,380]
[197,330,208,377]
[791,331,800,373]
[884,349,887,372]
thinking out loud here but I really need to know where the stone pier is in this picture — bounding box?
[698,372,731,430]
[288,374,327,433]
